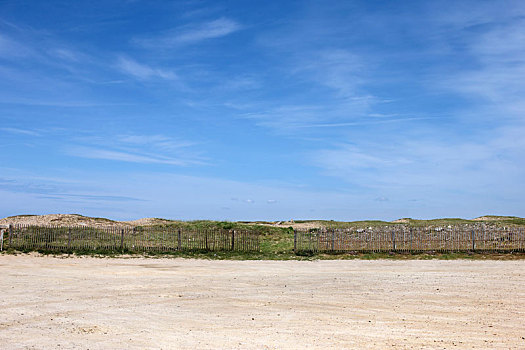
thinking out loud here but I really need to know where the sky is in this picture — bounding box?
[1,0,524,221]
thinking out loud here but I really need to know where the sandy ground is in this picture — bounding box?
[0,255,524,349]
[0,214,176,228]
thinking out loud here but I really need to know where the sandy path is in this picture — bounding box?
[0,255,524,349]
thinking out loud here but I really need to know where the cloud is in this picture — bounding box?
[0,177,57,195]
[294,117,430,128]
[311,121,525,202]
[314,143,411,171]
[0,171,342,221]
[294,49,365,99]
[0,176,144,203]
[176,18,241,43]
[0,33,33,58]
[0,127,40,136]
[116,57,178,80]
[219,75,260,91]
[47,48,83,62]
[134,17,241,48]
[241,104,331,130]
[39,193,145,202]
[67,146,203,166]
[399,3,525,123]
[239,102,426,134]
[66,133,207,167]
[285,1,525,209]
[446,18,525,116]
[115,134,194,151]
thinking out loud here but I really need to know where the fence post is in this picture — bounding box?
[293,230,297,253]
[331,229,335,251]
[317,230,320,253]
[392,229,396,251]
[120,229,124,251]
[177,229,182,250]
[231,230,235,251]
[471,229,475,251]
[68,227,72,250]
[8,224,13,247]
[409,226,412,251]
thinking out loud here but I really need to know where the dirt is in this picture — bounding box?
[0,214,179,228]
[261,221,326,230]
[472,216,517,221]
[0,255,524,349]
[0,214,125,228]
[123,218,176,226]
[0,214,324,230]
[0,214,330,230]
[3,214,521,231]
[392,218,411,223]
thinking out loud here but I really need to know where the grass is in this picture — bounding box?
[2,216,524,260]
[3,248,525,261]
[295,216,525,228]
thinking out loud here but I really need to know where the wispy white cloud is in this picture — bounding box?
[67,147,200,166]
[302,1,525,207]
[0,33,33,58]
[314,143,411,173]
[0,29,92,70]
[39,193,145,202]
[294,117,430,128]
[134,17,241,48]
[0,28,138,107]
[116,56,178,80]
[252,23,382,133]
[176,17,241,43]
[47,48,84,62]
[312,122,525,201]
[2,1,525,221]
[420,3,525,121]
[115,134,195,151]
[219,75,260,91]
[0,98,129,107]
[238,102,420,132]
[0,174,144,204]
[0,169,389,221]
[293,49,366,99]
[0,127,40,136]
[241,105,330,130]
[66,133,206,167]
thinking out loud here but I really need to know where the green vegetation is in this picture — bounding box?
[293,216,525,228]
[3,216,524,259]
[4,248,525,261]
[139,221,294,258]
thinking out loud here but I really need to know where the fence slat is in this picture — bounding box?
[5,225,259,253]
[295,225,525,253]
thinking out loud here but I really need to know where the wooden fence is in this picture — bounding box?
[294,225,525,253]
[2,225,259,253]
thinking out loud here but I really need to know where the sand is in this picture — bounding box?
[0,255,524,349]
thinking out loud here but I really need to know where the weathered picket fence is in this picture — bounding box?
[294,225,525,253]
[1,225,259,252]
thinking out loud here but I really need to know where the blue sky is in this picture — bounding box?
[1,0,524,221]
